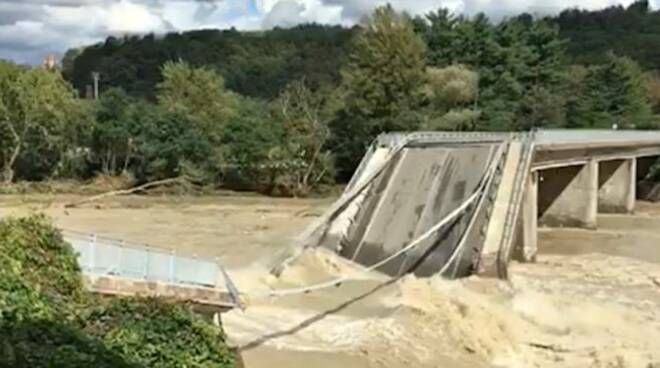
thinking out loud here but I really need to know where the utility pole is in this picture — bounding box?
[92,72,100,100]
[473,71,480,130]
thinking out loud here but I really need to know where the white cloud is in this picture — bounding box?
[0,0,654,64]
[461,0,639,18]
[261,0,343,28]
[162,0,262,30]
[106,0,167,33]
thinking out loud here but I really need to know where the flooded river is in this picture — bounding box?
[225,203,660,368]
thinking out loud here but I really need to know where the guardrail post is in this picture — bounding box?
[89,233,96,271]
[214,257,220,288]
[193,253,198,285]
[144,245,150,280]
[118,240,124,276]
[169,250,175,283]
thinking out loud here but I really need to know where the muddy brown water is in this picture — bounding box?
[539,210,660,265]
[2,195,659,367]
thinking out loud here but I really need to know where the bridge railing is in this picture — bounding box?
[535,129,660,144]
[62,230,219,288]
[377,130,660,147]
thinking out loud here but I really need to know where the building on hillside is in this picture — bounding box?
[43,54,57,70]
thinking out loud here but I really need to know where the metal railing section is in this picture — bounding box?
[63,230,219,288]
[535,129,660,144]
[378,129,660,147]
[377,131,527,147]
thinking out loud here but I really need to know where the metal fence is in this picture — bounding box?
[63,230,219,288]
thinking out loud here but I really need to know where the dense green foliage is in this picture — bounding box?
[68,25,354,100]
[0,61,87,183]
[0,215,235,367]
[2,2,660,189]
[568,53,654,128]
[331,5,428,174]
[83,298,235,368]
[555,1,660,71]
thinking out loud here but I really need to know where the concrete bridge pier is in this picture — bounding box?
[598,158,636,214]
[538,161,599,229]
[518,158,640,263]
[518,171,538,262]
[517,161,598,263]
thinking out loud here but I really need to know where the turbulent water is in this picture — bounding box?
[225,209,660,368]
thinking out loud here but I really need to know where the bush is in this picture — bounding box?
[0,215,86,317]
[84,298,235,368]
[0,215,236,368]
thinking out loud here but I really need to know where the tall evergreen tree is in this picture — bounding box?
[420,12,567,130]
[570,54,652,128]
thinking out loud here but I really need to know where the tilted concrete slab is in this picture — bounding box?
[348,145,495,277]
[314,133,510,278]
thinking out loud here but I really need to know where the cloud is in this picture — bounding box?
[460,0,640,19]
[0,0,652,65]
[261,0,343,28]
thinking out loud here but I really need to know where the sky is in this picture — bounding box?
[0,0,650,64]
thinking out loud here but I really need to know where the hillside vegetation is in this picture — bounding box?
[1,1,659,193]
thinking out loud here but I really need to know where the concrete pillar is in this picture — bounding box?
[520,171,538,262]
[538,160,598,229]
[598,159,636,213]
[636,156,659,181]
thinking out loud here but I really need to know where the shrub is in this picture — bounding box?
[84,298,235,368]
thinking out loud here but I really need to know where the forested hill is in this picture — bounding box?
[3,3,660,192]
[555,0,660,70]
[67,1,660,101]
[67,24,355,100]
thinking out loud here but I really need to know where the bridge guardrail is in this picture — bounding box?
[535,129,660,144]
[62,230,219,288]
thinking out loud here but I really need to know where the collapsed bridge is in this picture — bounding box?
[295,129,660,280]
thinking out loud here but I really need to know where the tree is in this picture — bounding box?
[0,62,83,182]
[157,60,236,142]
[91,88,137,175]
[270,80,336,196]
[515,85,566,130]
[420,12,567,131]
[133,107,215,182]
[221,96,281,190]
[512,18,567,129]
[340,5,426,125]
[422,65,480,131]
[415,9,459,66]
[332,5,427,177]
[644,71,660,115]
[570,54,653,128]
